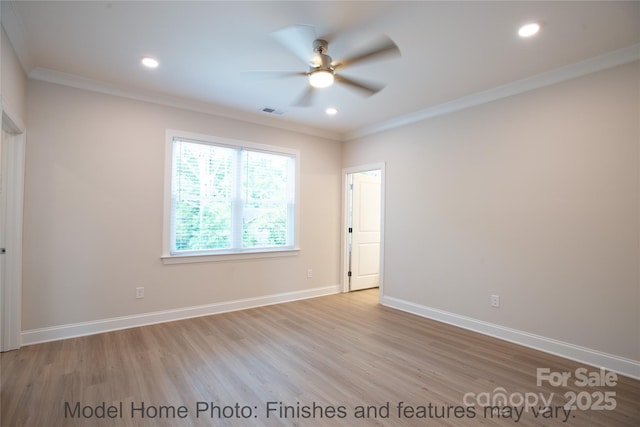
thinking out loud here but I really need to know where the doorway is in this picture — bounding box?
[1,109,26,352]
[342,164,384,298]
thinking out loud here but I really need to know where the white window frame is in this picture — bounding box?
[162,129,300,264]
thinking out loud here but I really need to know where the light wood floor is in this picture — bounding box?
[1,289,639,426]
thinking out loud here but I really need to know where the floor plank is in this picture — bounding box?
[1,289,638,426]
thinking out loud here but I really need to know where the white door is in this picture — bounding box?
[349,172,381,291]
[0,130,4,351]
[0,115,25,352]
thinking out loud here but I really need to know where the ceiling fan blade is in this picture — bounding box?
[241,71,307,82]
[272,24,317,65]
[335,74,385,96]
[293,86,316,107]
[333,35,400,70]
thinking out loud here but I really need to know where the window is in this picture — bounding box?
[163,130,298,261]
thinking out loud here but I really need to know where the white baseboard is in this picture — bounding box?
[382,295,640,381]
[21,285,341,346]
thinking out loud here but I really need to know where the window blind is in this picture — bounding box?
[170,138,295,255]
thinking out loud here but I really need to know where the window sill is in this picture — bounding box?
[161,248,301,265]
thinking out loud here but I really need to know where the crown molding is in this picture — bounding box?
[345,43,640,141]
[25,42,640,143]
[27,68,343,142]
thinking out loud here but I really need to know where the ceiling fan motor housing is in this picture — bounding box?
[312,39,329,53]
[311,39,333,71]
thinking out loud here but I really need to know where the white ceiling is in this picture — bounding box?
[3,1,640,140]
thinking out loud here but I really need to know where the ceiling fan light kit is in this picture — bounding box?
[309,69,334,88]
[254,25,401,107]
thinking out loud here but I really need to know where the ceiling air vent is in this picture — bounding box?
[261,107,285,115]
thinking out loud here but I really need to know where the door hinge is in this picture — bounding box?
[348,227,352,233]
[347,271,352,277]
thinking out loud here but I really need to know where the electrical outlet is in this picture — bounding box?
[491,294,500,308]
[307,269,313,279]
[135,287,145,299]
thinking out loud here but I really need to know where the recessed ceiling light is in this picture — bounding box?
[518,22,540,38]
[325,107,338,115]
[141,56,159,68]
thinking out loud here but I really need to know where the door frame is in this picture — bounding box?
[1,101,26,352]
[341,163,385,302]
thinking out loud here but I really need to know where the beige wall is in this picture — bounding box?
[20,55,640,365]
[1,25,27,125]
[23,80,342,330]
[344,61,640,361]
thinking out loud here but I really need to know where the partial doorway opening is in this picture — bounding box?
[1,109,26,352]
[343,166,384,295]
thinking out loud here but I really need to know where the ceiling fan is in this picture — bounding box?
[250,25,401,107]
